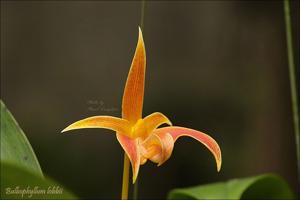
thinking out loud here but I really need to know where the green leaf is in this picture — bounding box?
[0,100,43,176]
[168,174,294,199]
[1,162,77,199]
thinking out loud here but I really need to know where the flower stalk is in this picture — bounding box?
[283,0,300,182]
[121,154,130,200]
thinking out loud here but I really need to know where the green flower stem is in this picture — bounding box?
[140,0,145,30]
[133,178,139,200]
[283,0,300,182]
[121,154,130,200]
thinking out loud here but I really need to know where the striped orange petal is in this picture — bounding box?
[118,27,146,184]
[122,27,146,124]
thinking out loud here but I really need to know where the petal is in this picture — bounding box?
[144,146,162,164]
[153,126,222,171]
[122,27,146,124]
[141,132,174,166]
[143,112,172,134]
[155,132,174,166]
[116,133,140,183]
[61,116,131,136]
[140,156,148,165]
[131,112,172,139]
[140,134,161,159]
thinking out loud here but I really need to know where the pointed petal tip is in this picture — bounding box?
[138,26,144,43]
[132,173,137,184]
[166,118,172,126]
[155,112,172,126]
[61,123,79,133]
[217,157,222,172]
[132,162,140,184]
[61,125,78,133]
[214,144,222,172]
[61,126,70,133]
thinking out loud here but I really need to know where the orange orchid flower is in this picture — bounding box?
[62,27,222,184]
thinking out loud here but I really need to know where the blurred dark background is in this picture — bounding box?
[1,1,299,199]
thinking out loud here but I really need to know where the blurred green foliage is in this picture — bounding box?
[1,162,76,199]
[1,100,43,176]
[0,100,76,199]
[168,174,294,199]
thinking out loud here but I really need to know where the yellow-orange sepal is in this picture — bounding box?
[122,27,146,124]
[62,116,131,137]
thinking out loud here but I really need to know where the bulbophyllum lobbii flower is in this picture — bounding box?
[62,27,222,183]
